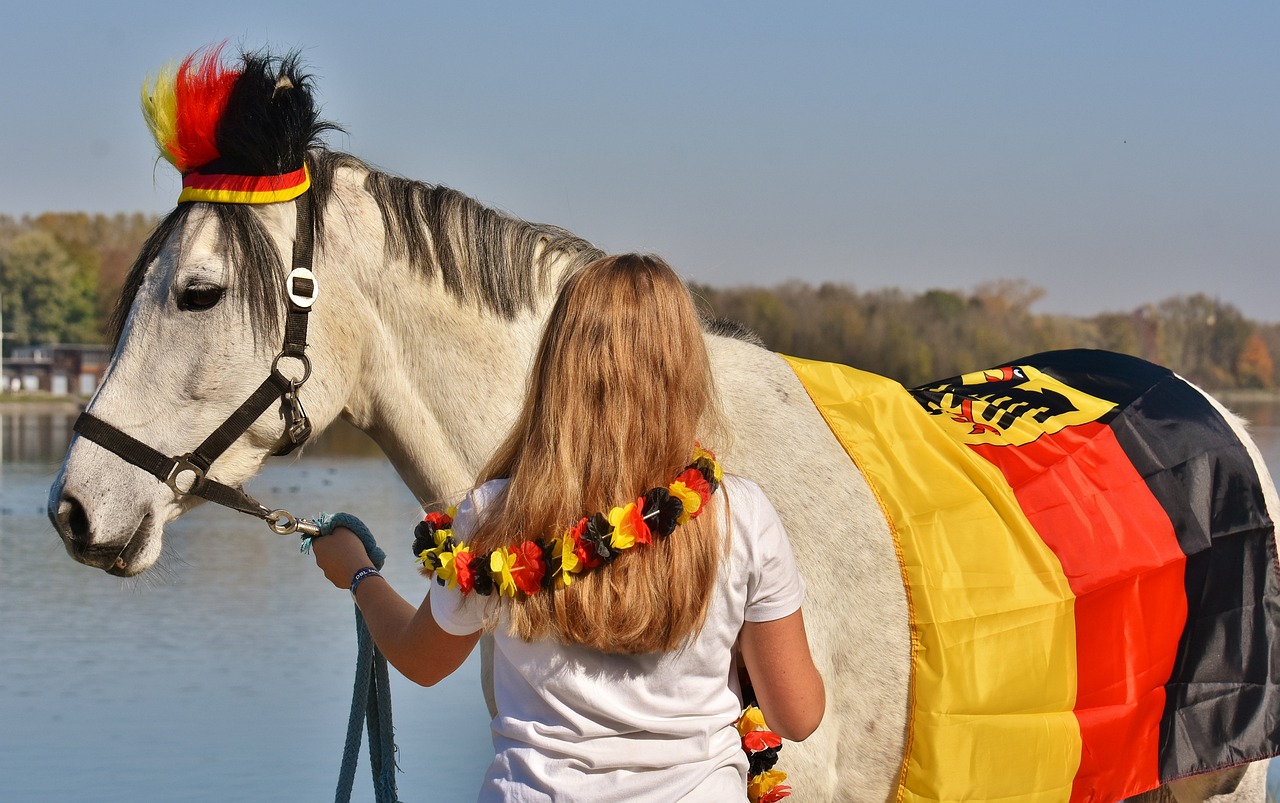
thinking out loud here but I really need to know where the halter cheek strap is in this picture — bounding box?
[73,191,320,533]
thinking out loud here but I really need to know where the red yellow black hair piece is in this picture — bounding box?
[141,45,335,204]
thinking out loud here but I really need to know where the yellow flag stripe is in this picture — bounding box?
[783,355,1081,802]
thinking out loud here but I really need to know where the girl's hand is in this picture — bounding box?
[311,526,375,588]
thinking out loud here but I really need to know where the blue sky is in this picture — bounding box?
[2,2,1277,321]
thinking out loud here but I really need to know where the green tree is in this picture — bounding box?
[0,229,99,347]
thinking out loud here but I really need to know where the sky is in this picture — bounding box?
[1,2,1277,321]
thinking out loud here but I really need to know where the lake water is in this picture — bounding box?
[2,399,1279,802]
[0,411,493,802]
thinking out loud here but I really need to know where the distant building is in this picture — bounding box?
[3,343,111,396]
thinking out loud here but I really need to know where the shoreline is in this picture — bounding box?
[1210,388,1280,404]
[0,395,88,414]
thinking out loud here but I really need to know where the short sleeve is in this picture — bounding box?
[427,489,489,636]
[736,478,807,623]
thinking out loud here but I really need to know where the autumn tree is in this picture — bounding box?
[1237,332,1274,389]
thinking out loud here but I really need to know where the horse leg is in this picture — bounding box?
[1127,762,1265,803]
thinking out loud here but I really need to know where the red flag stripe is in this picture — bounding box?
[972,422,1187,801]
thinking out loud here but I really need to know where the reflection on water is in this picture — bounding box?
[1,406,77,465]
[4,400,1280,802]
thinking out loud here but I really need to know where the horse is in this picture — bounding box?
[47,146,1278,801]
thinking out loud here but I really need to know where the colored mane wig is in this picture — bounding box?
[141,45,336,203]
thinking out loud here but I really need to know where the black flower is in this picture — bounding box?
[642,487,684,537]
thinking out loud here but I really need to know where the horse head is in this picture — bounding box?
[48,194,362,574]
[47,48,361,575]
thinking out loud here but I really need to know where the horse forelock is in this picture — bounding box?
[308,150,603,319]
[110,202,286,348]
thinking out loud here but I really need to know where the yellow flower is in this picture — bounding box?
[736,705,767,737]
[413,527,457,576]
[747,769,788,803]
[668,480,702,524]
[491,547,519,597]
[693,445,724,482]
[607,503,641,549]
[555,534,581,586]
[436,542,470,589]
[446,504,459,519]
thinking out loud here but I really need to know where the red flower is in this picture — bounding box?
[629,496,653,545]
[742,730,782,752]
[674,469,711,510]
[568,517,600,569]
[453,550,476,594]
[512,540,547,595]
[424,511,453,529]
[760,784,792,802]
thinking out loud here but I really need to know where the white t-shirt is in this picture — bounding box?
[430,474,806,803]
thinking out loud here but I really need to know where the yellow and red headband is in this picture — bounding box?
[179,165,311,205]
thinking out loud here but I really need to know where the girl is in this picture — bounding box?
[312,254,824,801]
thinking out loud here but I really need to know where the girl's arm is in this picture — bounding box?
[312,526,481,687]
[739,608,825,742]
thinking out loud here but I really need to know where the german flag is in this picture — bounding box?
[784,349,1279,802]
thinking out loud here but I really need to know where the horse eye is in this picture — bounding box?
[177,284,225,312]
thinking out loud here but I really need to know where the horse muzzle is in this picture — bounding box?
[48,478,160,577]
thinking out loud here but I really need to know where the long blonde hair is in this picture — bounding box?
[466,253,726,654]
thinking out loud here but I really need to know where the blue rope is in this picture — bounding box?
[312,511,401,803]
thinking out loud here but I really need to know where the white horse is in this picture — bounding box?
[49,150,1276,801]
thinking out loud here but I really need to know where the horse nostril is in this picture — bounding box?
[60,494,92,549]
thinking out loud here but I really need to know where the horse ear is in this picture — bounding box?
[272,73,294,97]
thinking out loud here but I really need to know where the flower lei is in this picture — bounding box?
[412,446,723,596]
[412,446,791,801]
[738,705,792,802]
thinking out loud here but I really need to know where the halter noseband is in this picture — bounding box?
[72,191,321,535]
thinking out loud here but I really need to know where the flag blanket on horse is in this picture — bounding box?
[785,349,1280,803]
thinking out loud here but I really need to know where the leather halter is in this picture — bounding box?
[72,192,321,534]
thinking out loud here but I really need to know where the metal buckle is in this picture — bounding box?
[286,267,318,309]
[164,454,206,495]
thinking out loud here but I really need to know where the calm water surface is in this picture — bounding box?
[0,412,492,802]
[3,400,1280,801]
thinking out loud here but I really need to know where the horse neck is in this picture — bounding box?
[325,180,576,507]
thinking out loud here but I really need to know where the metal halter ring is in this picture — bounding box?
[266,508,320,537]
[271,352,313,385]
[164,454,206,495]
[267,508,300,534]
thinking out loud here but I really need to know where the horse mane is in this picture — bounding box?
[309,150,603,319]
[110,149,604,346]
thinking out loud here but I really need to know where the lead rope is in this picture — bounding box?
[304,512,401,803]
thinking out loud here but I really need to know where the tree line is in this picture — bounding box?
[1,213,1275,390]
[693,280,1278,390]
